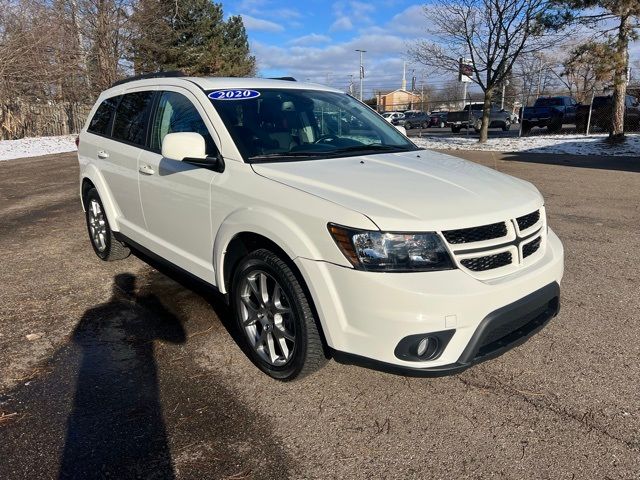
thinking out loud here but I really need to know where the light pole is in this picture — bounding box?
[355,49,366,101]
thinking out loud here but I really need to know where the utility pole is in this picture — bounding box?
[356,49,366,101]
[501,79,509,110]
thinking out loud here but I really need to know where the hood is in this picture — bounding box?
[252,150,543,231]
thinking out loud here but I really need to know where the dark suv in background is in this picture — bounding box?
[576,94,640,132]
[393,111,431,130]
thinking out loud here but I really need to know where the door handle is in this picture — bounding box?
[139,164,155,175]
[97,150,109,159]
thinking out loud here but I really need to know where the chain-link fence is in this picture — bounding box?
[369,86,640,138]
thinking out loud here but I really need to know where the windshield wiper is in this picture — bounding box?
[248,152,325,161]
[329,144,413,154]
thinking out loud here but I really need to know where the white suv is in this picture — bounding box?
[78,74,564,380]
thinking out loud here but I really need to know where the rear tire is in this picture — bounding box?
[451,126,461,133]
[502,120,511,131]
[404,122,412,130]
[231,249,326,381]
[548,119,562,133]
[84,188,130,261]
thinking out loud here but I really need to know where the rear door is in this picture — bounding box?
[137,88,221,281]
[98,91,155,238]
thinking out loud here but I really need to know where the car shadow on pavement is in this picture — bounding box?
[58,273,185,479]
[504,150,640,173]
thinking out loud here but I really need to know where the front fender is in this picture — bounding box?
[214,207,339,294]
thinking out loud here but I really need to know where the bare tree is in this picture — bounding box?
[410,0,558,142]
[556,41,615,101]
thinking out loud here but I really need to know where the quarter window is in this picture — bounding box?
[87,96,120,136]
[112,91,154,146]
[150,91,216,155]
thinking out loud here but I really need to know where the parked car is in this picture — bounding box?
[381,111,404,123]
[447,103,512,133]
[400,112,431,129]
[575,94,640,132]
[78,74,563,381]
[428,111,448,128]
[521,96,579,134]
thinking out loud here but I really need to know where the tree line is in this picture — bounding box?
[411,0,640,142]
[0,0,255,104]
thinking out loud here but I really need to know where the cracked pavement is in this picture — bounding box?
[0,150,638,479]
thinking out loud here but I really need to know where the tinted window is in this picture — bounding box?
[536,98,563,107]
[87,96,120,136]
[112,91,154,146]
[592,97,611,108]
[150,91,216,155]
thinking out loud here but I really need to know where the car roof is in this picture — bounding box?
[100,76,342,97]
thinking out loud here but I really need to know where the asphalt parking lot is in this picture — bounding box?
[0,150,639,479]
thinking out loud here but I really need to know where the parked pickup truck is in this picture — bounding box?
[446,103,512,133]
[521,96,579,134]
[575,94,640,133]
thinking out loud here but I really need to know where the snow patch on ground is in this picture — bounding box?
[413,133,640,157]
[0,135,77,161]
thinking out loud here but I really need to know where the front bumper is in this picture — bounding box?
[332,282,559,376]
[295,228,564,375]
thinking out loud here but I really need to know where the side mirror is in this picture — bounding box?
[161,132,224,173]
[162,132,206,160]
[395,125,407,135]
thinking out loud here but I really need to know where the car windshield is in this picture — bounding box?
[208,88,417,162]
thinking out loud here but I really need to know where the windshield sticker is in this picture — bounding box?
[208,89,260,101]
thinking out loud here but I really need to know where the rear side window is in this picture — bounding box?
[87,96,120,135]
[150,91,217,155]
[112,91,154,146]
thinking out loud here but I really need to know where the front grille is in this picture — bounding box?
[461,251,512,272]
[442,222,507,244]
[516,210,540,231]
[523,236,542,258]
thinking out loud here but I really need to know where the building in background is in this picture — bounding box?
[376,89,423,112]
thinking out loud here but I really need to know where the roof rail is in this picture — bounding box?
[268,77,297,82]
[111,71,187,88]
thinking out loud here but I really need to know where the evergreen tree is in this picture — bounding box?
[130,0,255,77]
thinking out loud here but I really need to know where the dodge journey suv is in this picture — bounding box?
[77,73,564,381]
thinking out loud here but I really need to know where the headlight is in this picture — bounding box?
[328,224,455,272]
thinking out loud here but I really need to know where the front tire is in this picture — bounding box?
[502,120,511,131]
[404,122,412,130]
[231,249,326,381]
[84,188,130,261]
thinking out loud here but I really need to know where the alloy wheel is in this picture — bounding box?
[237,270,296,366]
[88,199,107,252]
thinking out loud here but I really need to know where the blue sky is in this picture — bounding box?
[222,0,640,99]
[223,0,431,97]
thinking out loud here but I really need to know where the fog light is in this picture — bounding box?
[417,338,429,356]
[394,330,454,362]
